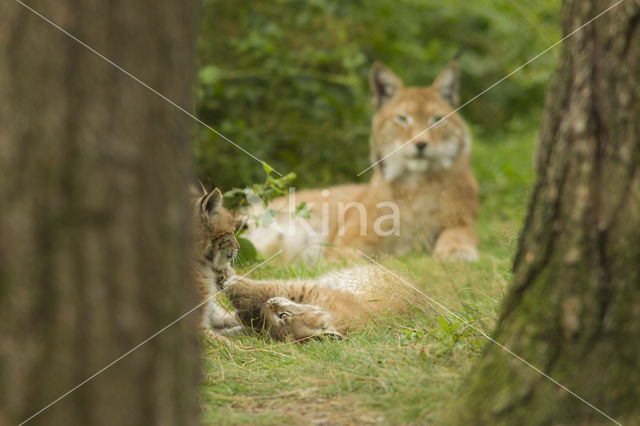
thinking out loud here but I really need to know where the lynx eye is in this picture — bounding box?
[429,114,444,126]
[394,114,412,126]
[278,312,291,320]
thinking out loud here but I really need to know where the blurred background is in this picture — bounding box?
[195,0,560,190]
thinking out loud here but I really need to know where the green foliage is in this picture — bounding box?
[194,4,554,418]
[195,0,559,189]
[223,163,297,210]
[400,316,483,354]
[225,164,309,264]
[201,125,538,423]
[235,237,257,265]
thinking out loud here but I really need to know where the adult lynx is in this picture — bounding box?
[245,62,478,262]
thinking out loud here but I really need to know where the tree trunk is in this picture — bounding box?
[455,1,640,424]
[0,1,201,425]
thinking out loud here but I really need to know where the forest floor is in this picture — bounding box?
[200,121,538,425]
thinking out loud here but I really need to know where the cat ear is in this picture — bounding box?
[370,62,404,110]
[201,187,223,218]
[433,61,460,107]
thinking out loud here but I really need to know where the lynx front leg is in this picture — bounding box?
[433,226,478,261]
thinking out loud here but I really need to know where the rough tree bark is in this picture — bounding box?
[455,1,640,424]
[0,1,201,425]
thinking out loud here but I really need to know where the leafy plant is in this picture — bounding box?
[223,163,308,264]
[223,163,297,211]
[401,316,483,358]
[195,0,560,190]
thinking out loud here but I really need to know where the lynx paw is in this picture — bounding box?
[434,243,478,262]
[201,328,232,345]
[222,274,242,289]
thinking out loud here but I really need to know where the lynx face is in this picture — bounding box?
[192,187,239,285]
[261,297,342,341]
[369,62,471,182]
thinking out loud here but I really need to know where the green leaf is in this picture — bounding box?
[262,162,274,175]
[198,65,221,85]
[223,188,247,198]
[438,317,449,333]
[291,201,311,219]
[236,237,258,265]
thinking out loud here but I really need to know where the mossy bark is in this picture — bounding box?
[0,1,201,425]
[455,1,640,424]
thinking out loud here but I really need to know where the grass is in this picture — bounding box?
[200,121,538,424]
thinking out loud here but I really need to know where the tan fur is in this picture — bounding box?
[190,189,416,342]
[245,62,478,262]
[224,266,415,341]
[191,187,242,337]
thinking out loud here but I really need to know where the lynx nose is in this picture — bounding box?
[415,141,428,152]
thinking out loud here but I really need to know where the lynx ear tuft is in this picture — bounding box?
[197,179,208,194]
[433,61,460,107]
[201,187,223,217]
[370,62,404,110]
